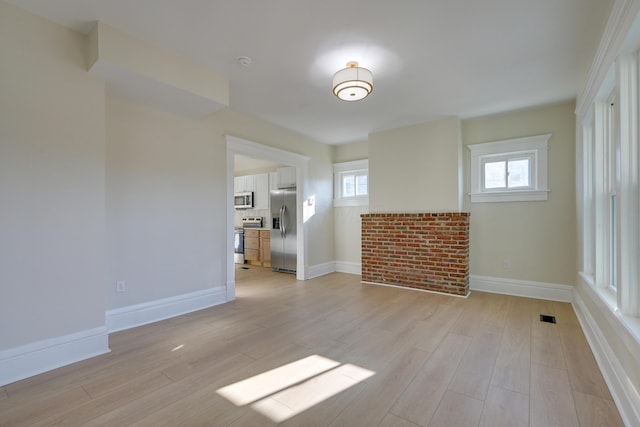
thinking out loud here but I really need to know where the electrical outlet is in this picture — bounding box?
[116,281,126,293]
[502,259,510,270]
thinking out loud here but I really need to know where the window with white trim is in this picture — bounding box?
[468,134,551,203]
[581,53,639,319]
[333,159,369,207]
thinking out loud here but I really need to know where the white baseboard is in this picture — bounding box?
[226,280,236,301]
[335,261,361,275]
[0,326,110,387]
[306,261,362,279]
[470,275,573,302]
[106,286,228,333]
[306,262,336,279]
[573,284,640,427]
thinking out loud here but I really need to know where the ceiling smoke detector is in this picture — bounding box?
[236,56,252,67]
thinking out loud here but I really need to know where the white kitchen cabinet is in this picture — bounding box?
[254,173,269,209]
[277,166,296,188]
[269,172,278,192]
[234,175,256,193]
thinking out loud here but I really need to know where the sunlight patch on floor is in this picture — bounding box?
[216,354,375,422]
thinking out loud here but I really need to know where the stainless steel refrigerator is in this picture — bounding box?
[270,188,297,273]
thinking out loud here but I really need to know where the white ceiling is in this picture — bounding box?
[9,0,611,145]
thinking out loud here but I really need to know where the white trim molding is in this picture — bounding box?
[0,327,110,387]
[335,261,362,275]
[307,261,362,278]
[467,134,551,203]
[106,287,228,333]
[226,135,311,295]
[306,262,335,279]
[576,0,640,116]
[470,275,573,302]
[573,282,640,427]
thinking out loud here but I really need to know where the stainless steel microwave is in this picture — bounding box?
[234,191,253,209]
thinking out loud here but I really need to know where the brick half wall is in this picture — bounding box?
[361,213,470,296]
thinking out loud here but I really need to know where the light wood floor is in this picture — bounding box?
[0,267,624,426]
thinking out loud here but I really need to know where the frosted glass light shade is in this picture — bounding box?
[332,62,373,101]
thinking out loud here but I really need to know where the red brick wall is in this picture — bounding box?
[361,213,470,296]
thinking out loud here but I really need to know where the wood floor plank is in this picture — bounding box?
[479,291,511,327]
[530,363,579,427]
[449,292,489,337]
[30,372,173,427]
[572,390,625,427]
[491,298,532,395]
[479,385,529,427]
[405,303,464,353]
[552,301,579,325]
[3,352,114,404]
[277,370,366,427]
[558,323,613,399]
[447,325,502,400]
[377,413,421,427]
[0,267,624,427]
[531,321,566,370]
[130,390,249,427]
[428,390,484,427]
[327,347,430,427]
[80,351,256,426]
[0,386,91,427]
[390,333,471,426]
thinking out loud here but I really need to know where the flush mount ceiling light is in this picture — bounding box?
[332,61,373,101]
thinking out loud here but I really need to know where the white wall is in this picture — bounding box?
[0,2,107,349]
[333,206,368,267]
[333,140,368,163]
[462,102,577,286]
[106,93,226,309]
[368,117,463,213]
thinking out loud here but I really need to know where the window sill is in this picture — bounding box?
[470,189,549,203]
[579,272,640,347]
[334,197,369,207]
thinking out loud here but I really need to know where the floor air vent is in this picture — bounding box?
[540,314,556,324]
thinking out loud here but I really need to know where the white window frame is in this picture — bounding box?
[333,159,369,207]
[468,134,551,203]
[582,53,640,320]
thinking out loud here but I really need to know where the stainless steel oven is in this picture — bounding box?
[234,228,245,264]
[234,217,262,264]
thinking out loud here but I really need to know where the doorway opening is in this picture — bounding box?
[226,135,310,301]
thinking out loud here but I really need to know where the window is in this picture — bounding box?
[481,154,534,191]
[468,134,550,203]
[581,53,640,319]
[342,172,368,197]
[333,159,369,207]
[606,94,618,293]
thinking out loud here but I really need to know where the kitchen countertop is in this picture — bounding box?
[245,227,271,231]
